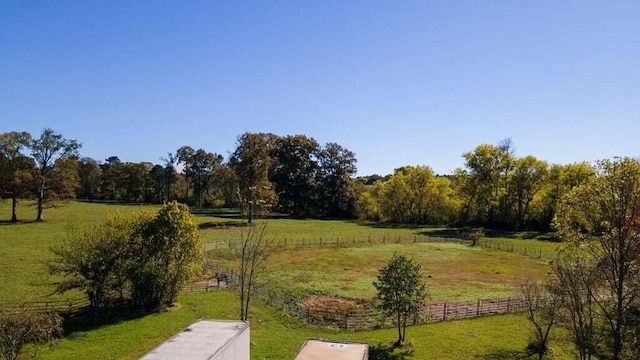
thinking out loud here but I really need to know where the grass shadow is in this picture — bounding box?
[482,229,560,242]
[62,306,157,338]
[369,343,414,360]
[0,219,39,226]
[475,349,531,359]
[350,220,444,230]
[198,221,249,229]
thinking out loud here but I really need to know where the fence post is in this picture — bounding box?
[507,298,510,312]
[443,302,447,321]
[477,300,481,316]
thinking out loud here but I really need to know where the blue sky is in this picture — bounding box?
[1,1,639,176]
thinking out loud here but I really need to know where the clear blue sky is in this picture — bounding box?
[2,1,639,176]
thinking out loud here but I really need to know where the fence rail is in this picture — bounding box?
[202,265,533,330]
[205,234,474,251]
[477,238,559,261]
[0,298,90,314]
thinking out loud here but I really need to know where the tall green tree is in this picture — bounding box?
[161,152,179,202]
[510,156,548,230]
[317,142,358,218]
[128,202,202,311]
[211,163,239,208]
[554,157,640,359]
[458,142,514,227]
[373,254,427,346]
[176,146,195,201]
[0,131,33,222]
[31,129,80,221]
[178,146,223,207]
[229,133,277,222]
[534,162,594,230]
[269,135,319,216]
[77,157,102,201]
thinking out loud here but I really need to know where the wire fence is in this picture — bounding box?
[205,234,474,251]
[477,238,559,261]
[205,234,559,263]
[197,265,533,330]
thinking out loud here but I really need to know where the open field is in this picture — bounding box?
[208,242,550,301]
[0,201,160,303]
[1,201,577,359]
[3,201,559,303]
[30,290,575,360]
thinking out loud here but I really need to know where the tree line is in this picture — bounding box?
[357,139,596,231]
[0,130,357,222]
[0,129,610,231]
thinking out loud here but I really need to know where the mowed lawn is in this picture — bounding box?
[208,242,551,301]
[32,290,576,360]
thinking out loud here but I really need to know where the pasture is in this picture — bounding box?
[208,242,550,301]
[30,290,575,360]
[0,201,575,359]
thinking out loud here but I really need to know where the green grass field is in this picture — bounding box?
[31,290,575,360]
[0,201,576,359]
[208,242,550,301]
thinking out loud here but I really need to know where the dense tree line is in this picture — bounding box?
[0,129,619,231]
[357,140,596,231]
[0,129,359,221]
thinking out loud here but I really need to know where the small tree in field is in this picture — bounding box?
[519,278,562,360]
[373,254,427,347]
[0,308,62,360]
[228,221,274,321]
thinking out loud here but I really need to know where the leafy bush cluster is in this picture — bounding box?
[50,202,203,312]
[0,308,62,360]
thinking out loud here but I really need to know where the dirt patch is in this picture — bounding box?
[298,295,370,311]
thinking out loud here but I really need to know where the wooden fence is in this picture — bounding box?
[205,234,474,251]
[0,298,90,314]
[201,265,533,330]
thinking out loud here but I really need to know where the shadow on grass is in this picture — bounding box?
[369,343,414,360]
[198,221,248,229]
[475,350,531,359]
[481,229,560,242]
[350,221,442,230]
[0,219,39,226]
[62,307,153,338]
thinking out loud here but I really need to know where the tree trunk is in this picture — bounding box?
[11,190,17,222]
[36,177,44,222]
[396,311,402,346]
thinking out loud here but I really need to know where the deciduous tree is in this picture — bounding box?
[0,131,33,222]
[230,133,277,222]
[373,254,427,346]
[227,221,275,321]
[519,278,561,360]
[554,157,640,359]
[31,128,80,221]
